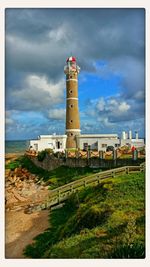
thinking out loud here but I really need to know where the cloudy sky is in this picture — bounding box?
[5,8,145,140]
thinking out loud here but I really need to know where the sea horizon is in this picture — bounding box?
[5,140,30,154]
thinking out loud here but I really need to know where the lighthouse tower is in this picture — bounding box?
[64,56,80,149]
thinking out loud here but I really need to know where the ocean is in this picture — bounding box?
[5,140,30,154]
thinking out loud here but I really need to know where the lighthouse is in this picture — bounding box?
[64,56,80,149]
[29,56,145,153]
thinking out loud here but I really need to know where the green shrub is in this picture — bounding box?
[37,150,47,161]
[6,160,20,170]
[109,242,145,258]
[76,204,112,231]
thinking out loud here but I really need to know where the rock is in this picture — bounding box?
[12,189,27,202]
[14,168,19,174]
[5,169,11,176]
[14,181,23,189]
[21,189,33,197]
[11,175,18,183]
[5,181,11,187]
[7,176,14,183]
[15,168,24,177]
[24,208,33,214]
[6,186,12,192]
[20,175,28,181]
[5,164,50,213]
[13,206,23,211]
[6,193,18,204]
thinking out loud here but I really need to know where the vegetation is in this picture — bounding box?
[24,171,145,259]
[37,149,54,161]
[5,156,103,189]
[6,158,21,170]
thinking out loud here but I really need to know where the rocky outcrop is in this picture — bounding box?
[5,167,49,212]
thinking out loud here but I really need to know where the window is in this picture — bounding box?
[69,90,73,94]
[102,144,107,148]
[69,120,73,123]
[56,141,60,149]
[69,104,74,108]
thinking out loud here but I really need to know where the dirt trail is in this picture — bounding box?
[5,209,50,258]
[5,154,50,258]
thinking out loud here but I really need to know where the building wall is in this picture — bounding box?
[77,135,120,151]
[30,155,145,171]
[29,135,67,152]
[29,135,145,152]
[120,138,144,148]
[98,138,120,151]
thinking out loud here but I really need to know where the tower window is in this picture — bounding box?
[69,120,73,123]
[69,90,73,94]
[69,104,74,108]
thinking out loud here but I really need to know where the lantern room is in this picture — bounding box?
[64,56,80,74]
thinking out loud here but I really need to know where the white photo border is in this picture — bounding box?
[0,1,149,267]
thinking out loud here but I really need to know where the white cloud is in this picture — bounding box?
[96,97,130,116]
[97,116,115,127]
[96,97,105,111]
[8,74,65,111]
[26,75,65,102]
[47,108,66,120]
[118,101,130,112]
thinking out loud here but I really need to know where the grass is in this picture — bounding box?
[5,155,103,189]
[23,171,145,259]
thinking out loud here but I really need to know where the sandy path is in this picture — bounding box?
[5,209,50,259]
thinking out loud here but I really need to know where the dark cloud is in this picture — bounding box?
[6,8,145,81]
[5,8,145,139]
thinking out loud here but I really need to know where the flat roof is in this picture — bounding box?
[77,134,118,138]
[39,135,67,139]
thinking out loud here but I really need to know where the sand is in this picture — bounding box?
[5,209,50,259]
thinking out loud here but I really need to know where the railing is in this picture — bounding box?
[42,163,145,210]
[26,149,145,160]
[11,163,144,212]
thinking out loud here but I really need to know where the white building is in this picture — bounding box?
[29,133,119,152]
[29,134,67,153]
[120,131,144,148]
[76,134,120,151]
[29,130,144,153]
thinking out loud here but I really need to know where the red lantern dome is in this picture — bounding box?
[66,56,76,62]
